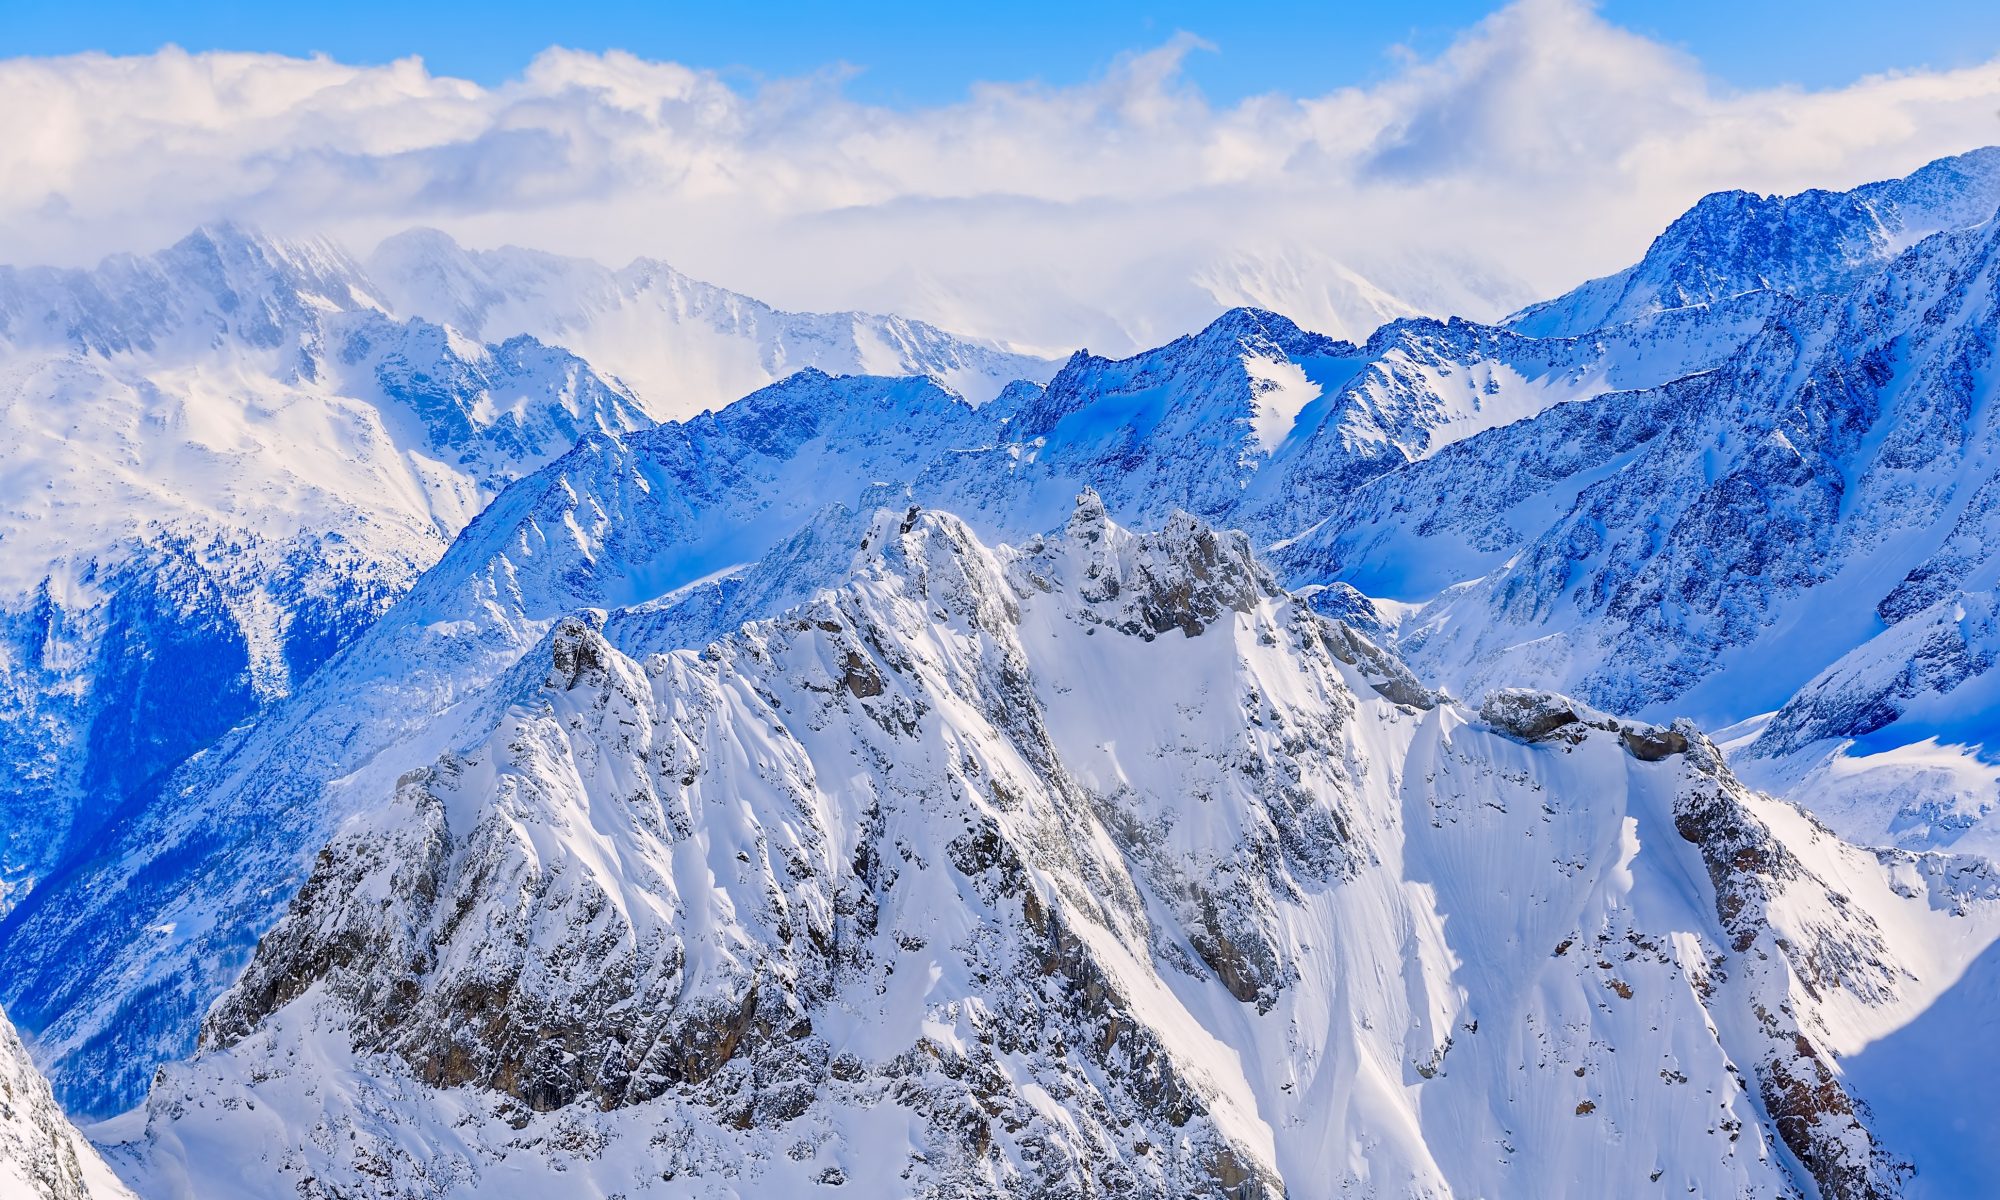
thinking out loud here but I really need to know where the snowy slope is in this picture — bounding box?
[1508,146,2000,338]
[367,229,1057,418]
[1724,593,2000,863]
[0,1006,132,1200]
[97,503,2000,1199]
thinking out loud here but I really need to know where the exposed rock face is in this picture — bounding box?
[1667,736,1906,1200]
[1044,491,1266,640]
[1479,688,1686,759]
[120,506,2000,1199]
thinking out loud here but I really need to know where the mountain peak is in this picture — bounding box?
[1859,144,2000,230]
[1192,304,1325,352]
[168,219,373,289]
[1067,486,1109,536]
[0,219,383,357]
[370,225,464,257]
[1507,144,2000,338]
[175,217,285,255]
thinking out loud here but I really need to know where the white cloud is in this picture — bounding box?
[4,0,1999,354]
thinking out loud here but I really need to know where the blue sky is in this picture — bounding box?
[4,0,1998,104]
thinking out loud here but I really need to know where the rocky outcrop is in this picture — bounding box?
[1669,735,1907,1200]
[1478,687,1685,760]
[1026,490,1268,641]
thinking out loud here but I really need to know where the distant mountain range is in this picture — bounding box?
[368,228,1055,417]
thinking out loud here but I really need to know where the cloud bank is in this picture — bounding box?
[6,0,2000,353]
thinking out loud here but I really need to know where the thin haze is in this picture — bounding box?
[6,0,2000,354]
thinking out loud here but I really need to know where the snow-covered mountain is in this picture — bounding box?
[367,229,1057,418]
[1190,244,1538,346]
[0,368,1021,1116]
[0,1006,131,1200]
[1276,151,2000,860]
[0,221,1051,916]
[7,144,2000,1198]
[95,503,2000,1198]
[0,223,654,912]
[0,291,1775,1119]
[921,303,1765,542]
